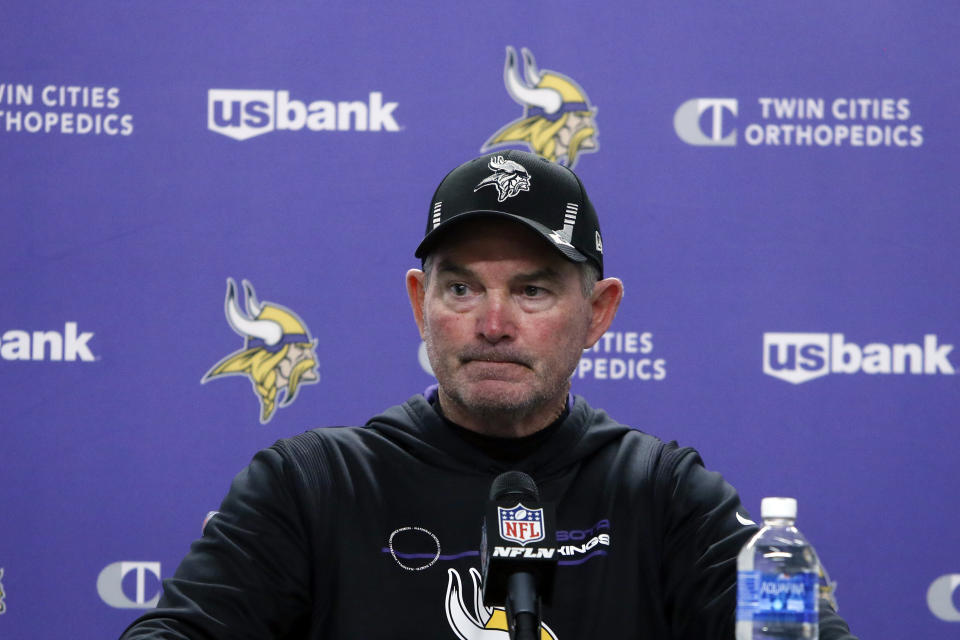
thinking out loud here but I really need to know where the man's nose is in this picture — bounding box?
[476,293,517,343]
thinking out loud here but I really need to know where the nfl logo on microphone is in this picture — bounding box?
[498,504,545,546]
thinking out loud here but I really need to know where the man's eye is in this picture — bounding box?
[524,286,544,297]
[450,283,468,296]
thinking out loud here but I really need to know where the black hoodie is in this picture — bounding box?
[121,393,856,639]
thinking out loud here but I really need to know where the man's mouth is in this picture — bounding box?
[460,352,530,368]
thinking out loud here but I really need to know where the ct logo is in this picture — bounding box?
[418,341,435,377]
[97,561,162,609]
[928,574,960,622]
[674,98,738,146]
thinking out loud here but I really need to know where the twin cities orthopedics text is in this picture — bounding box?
[0,83,134,135]
[577,331,666,381]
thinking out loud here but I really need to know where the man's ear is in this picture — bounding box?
[405,269,427,339]
[584,277,624,348]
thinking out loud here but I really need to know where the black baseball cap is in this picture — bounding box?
[415,150,604,277]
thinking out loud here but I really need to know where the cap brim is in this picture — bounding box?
[415,210,589,264]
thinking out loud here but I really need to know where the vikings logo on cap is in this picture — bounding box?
[473,155,532,202]
[202,279,319,424]
[482,47,599,169]
[498,503,545,546]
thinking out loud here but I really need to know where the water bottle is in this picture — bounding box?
[736,497,819,639]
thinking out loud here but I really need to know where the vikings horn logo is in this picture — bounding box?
[445,568,558,640]
[202,279,319,424]
[474,155,532,202]
[482,47,598,169]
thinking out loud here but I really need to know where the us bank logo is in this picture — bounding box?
[763,333,955,384]
[675,97,924,148]
[97,562,161,609]
[1,322,97,361]
[208,89,400,140]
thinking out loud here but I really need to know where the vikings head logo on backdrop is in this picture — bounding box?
[482,47,598,169]
[202,279,319,424]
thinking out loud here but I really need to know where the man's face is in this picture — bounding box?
[408,218,596,431]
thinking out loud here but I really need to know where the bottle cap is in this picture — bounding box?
[761,497,797,519]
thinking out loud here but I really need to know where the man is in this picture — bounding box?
[121,150,856,639]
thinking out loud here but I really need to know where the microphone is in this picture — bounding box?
[481,471,558,640]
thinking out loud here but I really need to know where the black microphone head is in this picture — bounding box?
[489,470,540,502]
[482,470,557,608]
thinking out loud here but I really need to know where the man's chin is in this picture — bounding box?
[463,370,533,392]
[445,380,542,415]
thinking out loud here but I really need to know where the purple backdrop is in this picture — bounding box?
[2,3,958,638]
